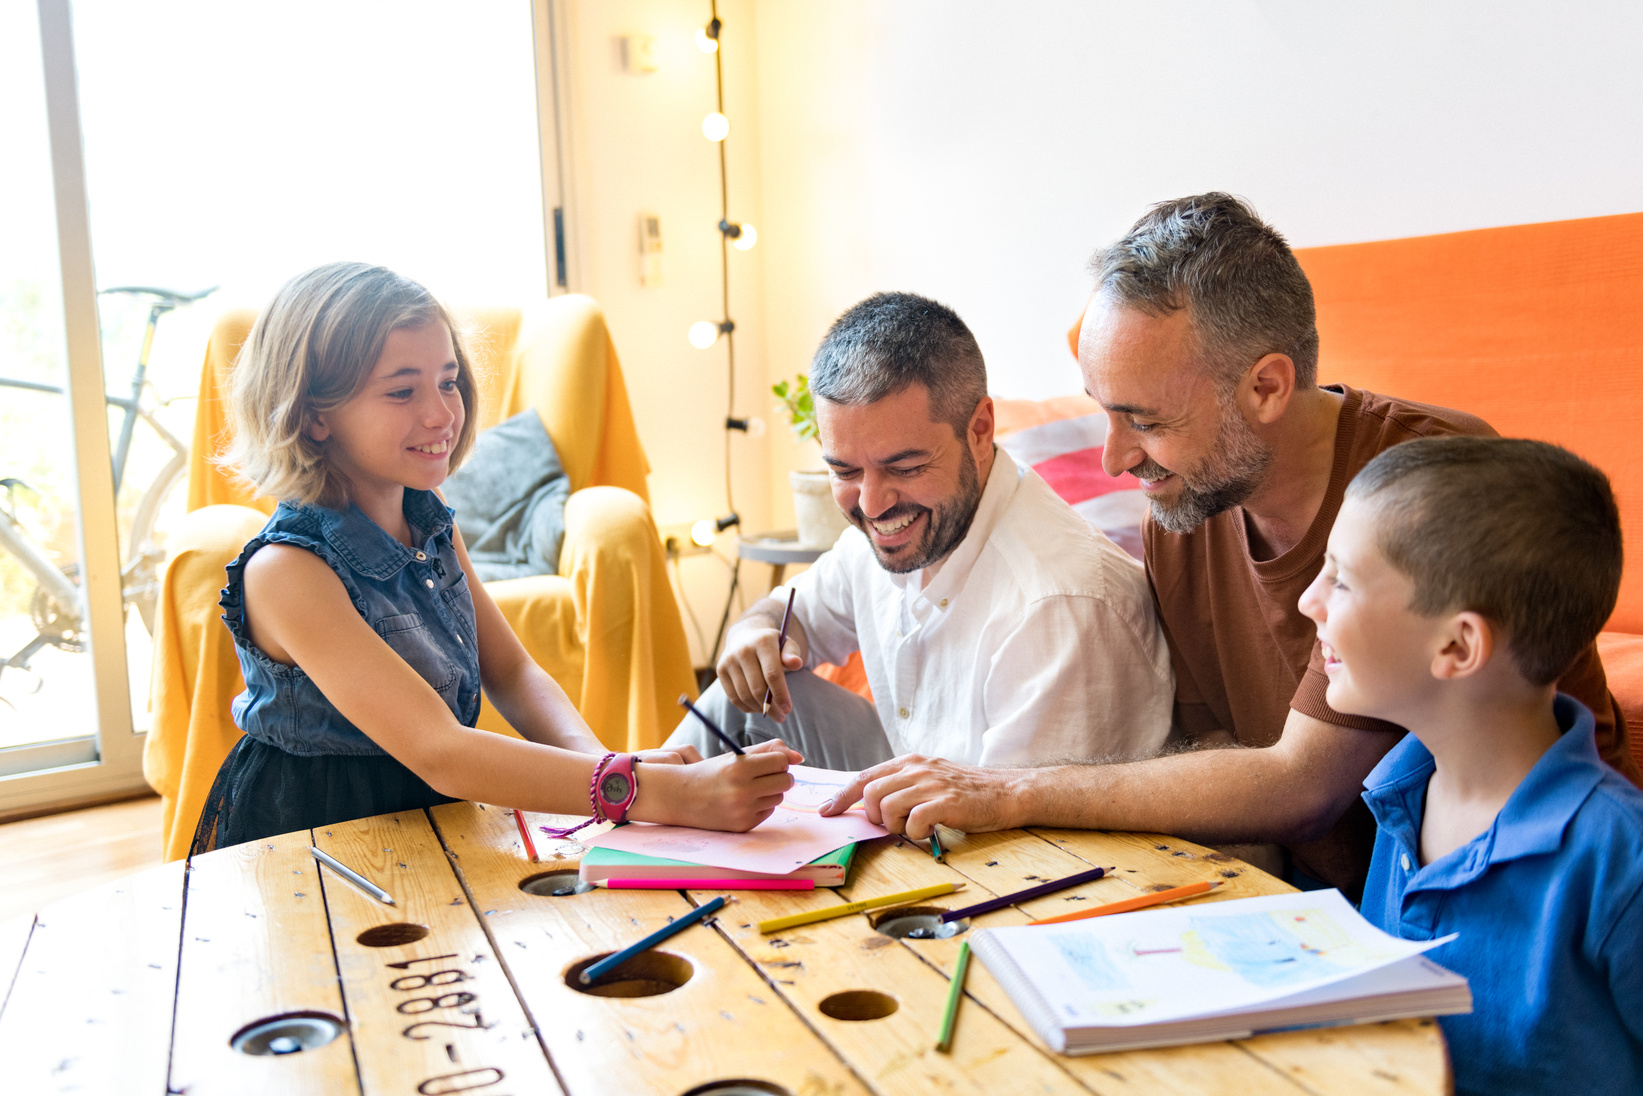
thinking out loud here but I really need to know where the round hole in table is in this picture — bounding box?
[355,922,430,948]
[565,949,694,998]
[871,906,967,940]
[679,1081,792,1096]
[230,1011,345,1056]
[519,870,594,897]
[817,989,898,1021]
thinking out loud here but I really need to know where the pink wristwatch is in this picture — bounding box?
[593,753,640,824]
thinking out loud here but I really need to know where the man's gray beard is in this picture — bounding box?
[1142,406,1274,535]
[850,444,983,574]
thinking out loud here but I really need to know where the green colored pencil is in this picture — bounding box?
[935,941,971,1053]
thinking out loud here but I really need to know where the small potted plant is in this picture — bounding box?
[772,374,849,549]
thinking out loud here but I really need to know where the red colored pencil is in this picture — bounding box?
[514,809,539,862]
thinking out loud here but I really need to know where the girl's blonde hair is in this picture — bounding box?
[225,263,479,507]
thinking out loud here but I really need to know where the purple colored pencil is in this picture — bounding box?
[763,587,798,715]
[939,866,1108,923]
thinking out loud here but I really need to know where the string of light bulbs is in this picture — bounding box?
[691,1,757,666]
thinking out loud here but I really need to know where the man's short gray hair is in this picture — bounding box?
[809,292,987,435]
[1090,193,1319,390]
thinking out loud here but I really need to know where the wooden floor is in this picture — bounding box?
[0,794,165,923]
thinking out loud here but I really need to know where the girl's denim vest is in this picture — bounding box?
[220,490,482,756]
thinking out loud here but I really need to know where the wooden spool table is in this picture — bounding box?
[0,803,1449,1094]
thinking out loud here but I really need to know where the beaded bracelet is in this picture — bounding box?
[536,751,617,839]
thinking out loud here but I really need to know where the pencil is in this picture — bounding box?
[310,847,395,906]
[677,693,745,755]
[579,895,727,985]
[757,882,963,934]
[514,809,539,862]
[1026,879,1221,926]
[762,587,798,715]
[928,827,945,862]
[597,878,814,890]
[935,941,971,1053]
[939,865,1108,923]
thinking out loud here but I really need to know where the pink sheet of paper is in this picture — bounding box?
[581,765,888,875]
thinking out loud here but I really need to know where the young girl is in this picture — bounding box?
[192,262,797,851]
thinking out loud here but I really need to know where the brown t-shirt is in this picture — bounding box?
[1144,385,1639,896]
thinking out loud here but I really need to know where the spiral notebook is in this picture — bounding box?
[970,888,1470,1054]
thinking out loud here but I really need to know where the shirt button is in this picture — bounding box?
[425,579,435,589]
[939,598,948,608]
[1400,854,1411,872]
[898,706,910,719]
[415,551,427,561]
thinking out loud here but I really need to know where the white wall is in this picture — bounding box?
[559,0,771,666]
[751,0,1643,415]
[562,0,1643,664]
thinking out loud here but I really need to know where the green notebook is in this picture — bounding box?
[577,841,858,885]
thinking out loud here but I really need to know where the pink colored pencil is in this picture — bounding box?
[596,878,816,890]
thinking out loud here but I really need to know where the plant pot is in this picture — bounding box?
[790,469,849,550]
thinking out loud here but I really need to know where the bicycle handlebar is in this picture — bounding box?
[98,285,218,307]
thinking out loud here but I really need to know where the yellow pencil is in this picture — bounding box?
[757,882,964,934]
[1027,879,1220,926]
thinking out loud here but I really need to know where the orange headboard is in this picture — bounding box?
[1295,212,1643,633]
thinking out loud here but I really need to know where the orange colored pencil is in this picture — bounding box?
[1027,880,1221,926]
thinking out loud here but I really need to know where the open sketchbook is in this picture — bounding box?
[970,889,1470,1054]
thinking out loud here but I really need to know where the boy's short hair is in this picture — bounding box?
[226,262,479,507]
[1347,436,1622,686]
[809,291,987,437]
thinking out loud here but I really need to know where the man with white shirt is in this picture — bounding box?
[666,291,1173,770]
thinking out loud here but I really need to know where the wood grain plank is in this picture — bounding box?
[315,810,563,1096]
[709,836,1090,1095]
[431,801,869,1096]
[1027,830,1285,904]
[171,829,360,1096]
[1,859,186,1094]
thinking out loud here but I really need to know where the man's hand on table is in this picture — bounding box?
[716,599,808,720]
[819,754,1025,838]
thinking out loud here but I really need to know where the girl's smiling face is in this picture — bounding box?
[307,320,465,517]
[1298,495,1450,724]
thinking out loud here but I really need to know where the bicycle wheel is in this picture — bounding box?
[124,449,187,635]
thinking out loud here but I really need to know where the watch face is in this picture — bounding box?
[599,772,633,805]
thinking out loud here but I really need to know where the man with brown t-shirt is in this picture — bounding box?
[822,192,1639,899]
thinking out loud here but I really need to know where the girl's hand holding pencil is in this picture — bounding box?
[635,738,804,831]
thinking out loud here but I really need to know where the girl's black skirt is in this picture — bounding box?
[191,735,456,855]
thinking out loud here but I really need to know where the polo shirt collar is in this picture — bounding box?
[307,488,453,580]
[1362,694,1604,883]
[902,446,1020,607]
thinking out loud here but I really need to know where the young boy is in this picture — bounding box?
[1299,436,1643,1096]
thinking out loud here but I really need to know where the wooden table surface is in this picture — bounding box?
[0,803,1449,1095]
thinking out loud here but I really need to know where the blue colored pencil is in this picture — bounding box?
[579,895,727,985]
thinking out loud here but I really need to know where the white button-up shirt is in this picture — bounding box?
[786,448,1173,766]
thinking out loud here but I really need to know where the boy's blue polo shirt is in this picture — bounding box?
[1360,695,1643,1096]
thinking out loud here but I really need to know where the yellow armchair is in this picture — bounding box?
[145,295,695,860]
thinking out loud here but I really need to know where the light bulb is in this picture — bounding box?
[690,519,717,547]
[744,415,766,438]
[695,27,719,53]
[688,320,720,349]
[702,112,730,142]
[732,223,757,251]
